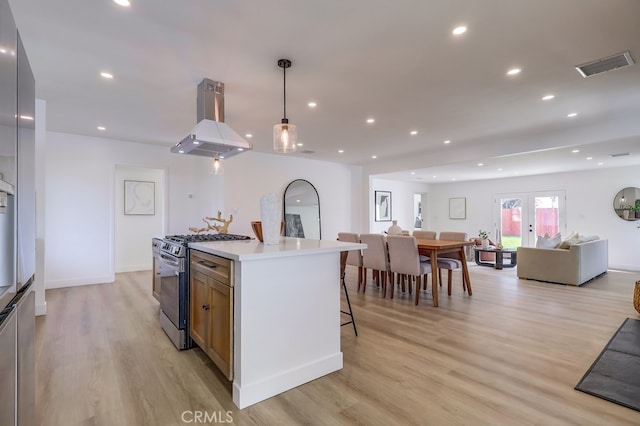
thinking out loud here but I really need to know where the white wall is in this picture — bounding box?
[222,152,361,241]
[114,166,165,272]
[426,166,640,271]
[42,130,362,289]
[369,177,430,234]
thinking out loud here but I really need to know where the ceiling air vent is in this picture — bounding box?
[300,150,316,154]
[611,152,630,157]
[575,51,634,78]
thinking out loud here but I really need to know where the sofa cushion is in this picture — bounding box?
[536,232,561,249]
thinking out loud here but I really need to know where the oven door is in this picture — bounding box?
[158,252,184,330]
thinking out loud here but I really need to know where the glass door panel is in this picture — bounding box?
[498,196,523,249]
[495,191,565,248]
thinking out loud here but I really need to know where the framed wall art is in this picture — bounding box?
[375,190,392,222]
[449,197,466,220]
[124,180,155,215]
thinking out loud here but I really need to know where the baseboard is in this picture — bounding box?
[35,301,47,316]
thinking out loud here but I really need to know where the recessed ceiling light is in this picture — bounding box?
[97,126,106,131]
[497,168,503,171]
[542,94,555,101]
[586,157,593,160]
[477,163,484,166]
[572,149,580,153]
[410,172,416,175]
[296,199,300,203]
[297,143,303,146]
[451,178,456,181]
[100,71,114,79]
[245,133,252,138]
[506,68,522,76]
[567,112,578,118]
[308,102,317,108]
[597,162,604,166]
[366,118,375,124]
[371,155,377,159]
[113,0,130,6]
[452,26,467,35]
[338,149,344,153]
[432,175,437,179]
[410,130,418,135]
[443,140,451,144]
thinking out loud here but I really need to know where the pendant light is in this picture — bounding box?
[209,156,224,175]
[273,59,297,153]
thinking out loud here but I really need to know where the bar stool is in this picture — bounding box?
[339,250,358,336]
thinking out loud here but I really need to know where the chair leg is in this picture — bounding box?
[448,270,453,296]
[341,273,358,336]
[439,268,443,287]
[381,271,387,298]
[390,272,395,299]
[414,275,421,305]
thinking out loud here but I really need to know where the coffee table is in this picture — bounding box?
[474,247,517,270]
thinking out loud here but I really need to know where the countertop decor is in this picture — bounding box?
[189,211,233,234]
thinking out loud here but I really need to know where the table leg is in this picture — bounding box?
[431,249,439,307]
[495,251,504,270]
[459,247,472,296]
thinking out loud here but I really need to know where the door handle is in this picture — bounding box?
[202,305,210,311]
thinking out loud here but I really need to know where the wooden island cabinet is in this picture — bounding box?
[188,237,365,409]
[189,250,234,380]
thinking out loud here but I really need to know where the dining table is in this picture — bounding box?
[415,238,474,307]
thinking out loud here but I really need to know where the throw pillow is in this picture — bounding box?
[558,233,581,249]
[536,232,562,249]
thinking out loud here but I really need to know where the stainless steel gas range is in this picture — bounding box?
[157,233,251,349]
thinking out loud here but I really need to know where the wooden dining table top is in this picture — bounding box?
[415,238,473,252]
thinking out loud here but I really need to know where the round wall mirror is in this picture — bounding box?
[613,187,640,221]
[283,179,321,239]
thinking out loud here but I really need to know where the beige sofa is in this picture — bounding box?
[516,239,608,286]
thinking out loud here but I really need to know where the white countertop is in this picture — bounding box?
[189,237,365,261]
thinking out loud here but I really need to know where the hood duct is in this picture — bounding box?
[171,79,253,158]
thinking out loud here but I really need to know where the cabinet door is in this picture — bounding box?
[207,279,233,380]
[189,269,209,350]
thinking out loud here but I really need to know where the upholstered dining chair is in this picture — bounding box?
[437,231,468,295]
[412,230,436,239]
[386,235,433,305]
[359,233,391,297]
[338,232,363,288]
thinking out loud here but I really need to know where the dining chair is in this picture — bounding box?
[412,230,436,239]
[386,235,433,305]
[437,231,468,295]
[338,232,363,289]
[359,233,391,297]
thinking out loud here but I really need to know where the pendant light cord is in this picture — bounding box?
[282,65,287,120]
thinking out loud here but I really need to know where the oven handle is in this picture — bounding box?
[159,253,181,269]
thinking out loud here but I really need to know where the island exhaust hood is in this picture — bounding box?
[171,79,253,158]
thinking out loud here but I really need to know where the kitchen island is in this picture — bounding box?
[188,236,365,409]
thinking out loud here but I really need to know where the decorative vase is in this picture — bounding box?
[623,210,630,219]
[634,281,640,314]
[260,194,282,245]
[387,220,402,235]
[482,238,489,249]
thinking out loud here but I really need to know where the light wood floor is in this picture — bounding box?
[36,265,640,425]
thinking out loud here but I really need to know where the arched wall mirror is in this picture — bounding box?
[613,187,640,221]
[283,179,321,239]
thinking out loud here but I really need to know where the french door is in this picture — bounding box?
[494,191,566,248]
